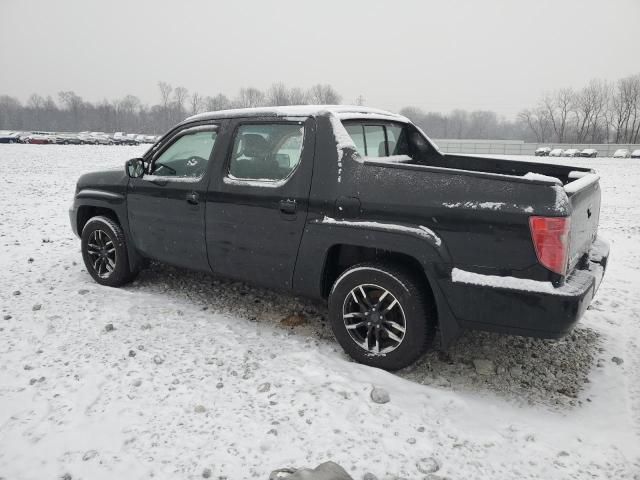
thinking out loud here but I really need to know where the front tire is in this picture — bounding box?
[81,216,137,287]
[328,262,435,370]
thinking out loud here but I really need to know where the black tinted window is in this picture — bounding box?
[229,123,304,181]
[152,130,217,178]
[342,121,410,157]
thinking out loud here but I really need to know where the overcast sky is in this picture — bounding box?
[1,0,639,118]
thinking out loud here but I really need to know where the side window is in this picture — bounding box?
[345,124,366,155]
[229,123,304,181]
[152,129,217,178]
[385,124,409,156]
[342,122,411,158]
[363,125,386,157]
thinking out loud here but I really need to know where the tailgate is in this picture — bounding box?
[565,173,601,272]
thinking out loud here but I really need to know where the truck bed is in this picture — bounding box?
[439,154,591,185]
[441,154,602,274]
[365,152,602,280]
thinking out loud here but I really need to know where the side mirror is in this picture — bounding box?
[126,158,145,178]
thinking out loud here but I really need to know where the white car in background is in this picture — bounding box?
[564,148,581,157]
[631,149,640,159]
[580,148,598,158]
[549,148,564,157]
[534,147,551,156]
[613,149,631,158]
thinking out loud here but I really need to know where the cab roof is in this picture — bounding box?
[185,105,409,123]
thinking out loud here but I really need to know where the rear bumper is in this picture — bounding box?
[444,237,609,338]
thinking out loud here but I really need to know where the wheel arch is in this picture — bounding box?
[77,204,120,235]
[293,225,461,347]
[74,199,144,272]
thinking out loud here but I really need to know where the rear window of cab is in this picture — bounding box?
[342,121,410,158]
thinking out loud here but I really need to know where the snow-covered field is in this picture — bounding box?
[0,145,639,479]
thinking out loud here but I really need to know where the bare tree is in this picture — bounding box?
[308,84,342,104]
[158,81,173,130]
[205,94,231,111]
[58,91,85,130]
[266,82,291,106]
[288,87,308,105]
[542,88,573,143]
[173,86,189,119]
[190,92,204,115]
[449,109,469,139]
[28,94,45,110]
[114,95,141,131]
[158,82,172,108]
[236,87,265,108]
[617,74,640,143]
[518,108,551,143]
[0,95,22,129]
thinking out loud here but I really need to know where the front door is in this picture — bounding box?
[127,124,219,271]
[206,117,315,289]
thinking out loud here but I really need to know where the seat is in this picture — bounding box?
[231,133,281,180]
[241,134,270,158]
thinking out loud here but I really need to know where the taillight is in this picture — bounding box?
[529,216,570,275]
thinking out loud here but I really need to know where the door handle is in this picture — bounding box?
[279,199,297,215]
[186,191,199,205]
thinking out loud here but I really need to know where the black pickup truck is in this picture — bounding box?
[69,106,609,370]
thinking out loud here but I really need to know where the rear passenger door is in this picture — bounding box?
[205,117,316,290]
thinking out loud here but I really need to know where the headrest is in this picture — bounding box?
[241,134,269,157]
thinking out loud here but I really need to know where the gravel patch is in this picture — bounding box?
[401,328,601,408]
[135,262,601,408]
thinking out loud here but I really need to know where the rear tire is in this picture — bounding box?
[81,216,138,287]
[328,262,435,370]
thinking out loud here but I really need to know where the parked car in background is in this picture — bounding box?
[77,133,95,144]
[24,132,55,144]
[122,134,140,146]
[55,133,83,145]
[109,134,126,145]
[111,132,131,145]
[613,149,631,158]
[535,147,551,156]
[93,134,114,145]
[80,132,112,145]
[631,149,640,159]
[0,131,21,143]
[15,132,32,143]
[549,148,564,157]
[580,148,598,158]
[564,148,581,157]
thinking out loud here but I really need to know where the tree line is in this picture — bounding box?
[0,73,639,143]
[0,82,342,135]
[516,74,640,144]
[400,73,640,144]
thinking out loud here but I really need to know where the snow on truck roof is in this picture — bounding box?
[185,105,409,123]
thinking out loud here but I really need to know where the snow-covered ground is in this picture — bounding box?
[0,145,639,479]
